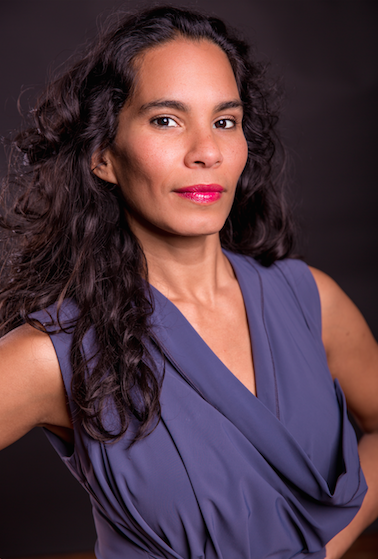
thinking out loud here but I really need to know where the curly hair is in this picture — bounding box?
[0,5,295,444]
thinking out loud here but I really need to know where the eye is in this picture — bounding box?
[214,118,236,129]
[151,116,178,128]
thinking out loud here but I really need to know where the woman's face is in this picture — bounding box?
[96,38,248,241]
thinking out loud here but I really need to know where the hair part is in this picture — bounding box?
[0,5,296,444]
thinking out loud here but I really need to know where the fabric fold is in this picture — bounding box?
[30,254,367,559]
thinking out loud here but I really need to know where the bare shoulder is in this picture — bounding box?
[0,323,72,450]
[309,266,378,432]
[1,321,57,356]
[308,266,375,346]
[0,322,60,382]
[308,266,355,314]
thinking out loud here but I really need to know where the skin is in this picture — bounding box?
[94,39,254,393]
[0,38,377,558]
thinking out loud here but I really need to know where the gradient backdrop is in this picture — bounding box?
[0,0,377,556]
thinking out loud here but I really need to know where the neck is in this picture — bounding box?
[135,228,235,305]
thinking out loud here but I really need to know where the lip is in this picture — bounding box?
[174,184,224,193]
[173,184,224,204]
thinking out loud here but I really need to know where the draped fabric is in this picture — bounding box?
[31,253,366,559]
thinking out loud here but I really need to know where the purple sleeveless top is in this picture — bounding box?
[31,253,366,559]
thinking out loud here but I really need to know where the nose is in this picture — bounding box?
[184,127,223,168]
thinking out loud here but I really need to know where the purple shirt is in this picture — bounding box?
[32,253,366,558]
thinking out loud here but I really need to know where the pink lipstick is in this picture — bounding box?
[174,184,224,204]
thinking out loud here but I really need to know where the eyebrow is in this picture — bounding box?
[138,99,244,114]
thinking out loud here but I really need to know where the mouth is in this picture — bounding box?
[173,184,224,204]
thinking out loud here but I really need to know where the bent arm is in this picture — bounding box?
[309,268,378,559]
[0,323,72,451]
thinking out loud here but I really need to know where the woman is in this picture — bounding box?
[0,5,377,559]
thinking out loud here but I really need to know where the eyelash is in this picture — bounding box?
[150,116,238,129]
[214,118,236,129]
[151,116,177,128]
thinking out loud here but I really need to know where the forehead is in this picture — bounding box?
[131,38,240,103]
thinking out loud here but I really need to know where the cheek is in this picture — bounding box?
[115,140,177,211]
[231,136,249,177]
[130,138,179,183]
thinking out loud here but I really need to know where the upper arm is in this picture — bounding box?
[309,267,378,433]
[0,323,72,450]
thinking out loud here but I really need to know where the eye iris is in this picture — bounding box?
[217,119,231,128]
[159,117,170,126]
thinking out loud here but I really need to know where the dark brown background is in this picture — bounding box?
[0,0,377,556]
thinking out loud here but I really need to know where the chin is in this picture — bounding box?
[178,228,224,240]
[173,224,225,238]
[173,216,228,237]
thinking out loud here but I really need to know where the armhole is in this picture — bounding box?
[29,305,79,464]
[43,426,74,460]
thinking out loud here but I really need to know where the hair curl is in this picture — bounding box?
[0,5,295,444]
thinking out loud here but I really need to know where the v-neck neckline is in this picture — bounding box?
[145,255,366,506]
[148,250,280,419]
[225,251,280,418]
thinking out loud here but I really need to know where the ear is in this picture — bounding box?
[91,149,118,184]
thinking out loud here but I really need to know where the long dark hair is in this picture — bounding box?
[0,5,295,443]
